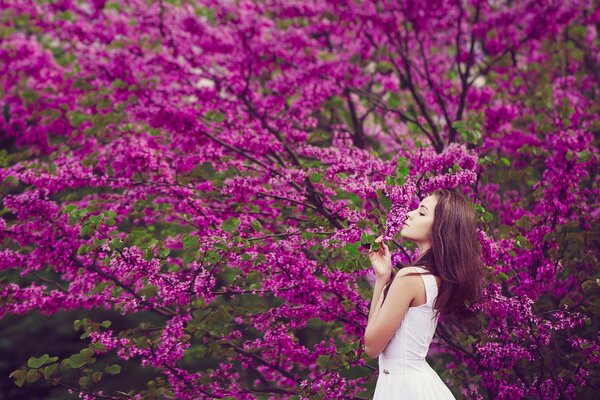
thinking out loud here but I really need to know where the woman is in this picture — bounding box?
[364,188,484,399]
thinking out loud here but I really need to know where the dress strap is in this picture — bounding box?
[412,266,438,307]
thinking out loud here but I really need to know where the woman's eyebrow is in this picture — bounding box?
[420,205,429,211]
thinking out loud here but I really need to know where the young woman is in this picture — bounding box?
[364,188,484,399]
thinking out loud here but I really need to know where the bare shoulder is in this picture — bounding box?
[395,266,424,278]
[387,267,422,302]
[390,266,423,286]
[396,266,441,288]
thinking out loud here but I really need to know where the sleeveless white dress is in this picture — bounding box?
[373,266,456,399]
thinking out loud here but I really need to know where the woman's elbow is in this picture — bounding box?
[363,343,381,358]
[363,332,381,358]
[364,330,382,358]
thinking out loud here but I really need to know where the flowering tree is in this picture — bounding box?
[1,0,598,399]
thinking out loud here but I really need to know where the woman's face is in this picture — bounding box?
[400,195,438,243]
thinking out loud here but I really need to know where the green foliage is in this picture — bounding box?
[452,119,482,144]
[221,218,240,233]
[27,354,58,369]
[386,157,409,186]
[201,110,226,123]
[104,364,121,376]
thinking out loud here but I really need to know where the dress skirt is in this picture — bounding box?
[372,363,456,399]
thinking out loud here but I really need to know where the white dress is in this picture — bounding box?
[373,266,456,399]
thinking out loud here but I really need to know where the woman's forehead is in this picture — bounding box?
[419,195,438,208]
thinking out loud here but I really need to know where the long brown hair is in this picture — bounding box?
[383,188,484,320]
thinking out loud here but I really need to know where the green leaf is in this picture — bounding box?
[316,355,330,368]
[376,61,393,74]
[338,344,354,354]
[2,175,19,186]
[79,375,90,389]
[395,157,409,179]
[139,284,159,298]
[59,359,70,372]
[483,212,493,223]
[67,354,87,369]
[89,282,110,295]
[221,218,240,233]
[361,232,375,244]
[43,363,59,380]
[310,172,322,183]
[159,248,171,258]
[406,122,418,133]
[89,214,103,224]
[77,244,89,255]
[80,224,92,236]
[453,120,481,144]
[63,205,77,214]
[100,320,112,328]
[105,218,116,226]
[9,370,26,387]
[344,242,360,257]
[28,354,51,369]
[183,235,200,249]
[26,369,40,383]
[452,120,465,131]
[576,150,591,161]
[515,235,530,249]
[202,110,225,123]
[90,342,107,352]
[250,220,262,232]
[195,6,216,22]
[388,92,401,108]
[104,364,121,375]
[73,319,83,330]
[79,348,94,358]
[112,78,126,88]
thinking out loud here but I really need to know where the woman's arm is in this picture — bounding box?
[367,277,391,326]
[363,235,395,358]
[364,271,418,358]
[365,235,393,327]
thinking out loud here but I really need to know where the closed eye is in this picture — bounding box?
[419,212,425,216]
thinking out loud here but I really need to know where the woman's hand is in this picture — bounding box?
[368,235,392,281]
